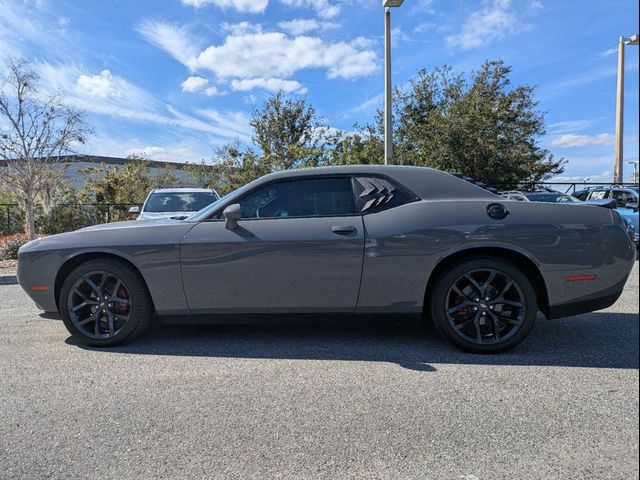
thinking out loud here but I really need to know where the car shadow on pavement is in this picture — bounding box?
[66,311,640,372]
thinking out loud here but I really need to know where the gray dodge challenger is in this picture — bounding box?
[17,165,636,353]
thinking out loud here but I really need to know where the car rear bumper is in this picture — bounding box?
[546,275,628,319]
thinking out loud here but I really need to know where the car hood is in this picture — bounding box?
[19,218,195,254]
[78,218,190,231]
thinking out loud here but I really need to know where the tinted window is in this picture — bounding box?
[611,189,637,207]
[238,178,356,219]
[144,192,218,212]
[354,176,413,212]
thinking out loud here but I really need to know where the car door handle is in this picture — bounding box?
[331,225,356,235]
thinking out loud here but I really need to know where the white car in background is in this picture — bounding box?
[130,188,220,220]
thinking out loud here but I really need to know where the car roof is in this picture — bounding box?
[150,188,216,193]
[258,165,498,200]
[525,192,564,197]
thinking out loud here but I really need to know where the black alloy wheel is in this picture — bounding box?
[60,259,152,346]
[430,257,538,353]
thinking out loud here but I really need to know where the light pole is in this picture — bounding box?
[613,33,638,184]
[383,0,403,165]
[628,160,639,184]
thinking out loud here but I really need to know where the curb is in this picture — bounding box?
[0,274,17,285]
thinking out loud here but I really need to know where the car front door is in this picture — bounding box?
[180,176,365,314]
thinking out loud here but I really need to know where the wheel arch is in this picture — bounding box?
[54,251,155,312]
[424,246,549,317]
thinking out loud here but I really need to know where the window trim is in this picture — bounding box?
[202,172,419,222]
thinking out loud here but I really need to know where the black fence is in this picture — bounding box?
[495,181,639,195]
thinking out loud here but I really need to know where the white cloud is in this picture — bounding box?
[278,19,320,35]
[349,93,383,113]
[137,20,200,67]
[547,119,600,135]
[230,77,307,93]
[76,70,121,99]
[181,75,209,92]
[550,133,615,148]
[221,21,263,35]
[191,30,377,80]
[204,86,222,96]
[181,0,268,13]
[391,27,409,46]
[550,171,614,184]
[598,47,618,58]
[124,145,205,163]
[279,0,340,19]
[37,63,248,142]
[446,0,527,50]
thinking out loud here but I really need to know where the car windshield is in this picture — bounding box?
[144,192,218,212]
[527,194,580,203]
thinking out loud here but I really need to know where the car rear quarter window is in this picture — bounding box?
[353,176,415,213]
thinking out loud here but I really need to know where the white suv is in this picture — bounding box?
[130,188,220,220]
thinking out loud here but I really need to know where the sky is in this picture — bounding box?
[1,0,638,183]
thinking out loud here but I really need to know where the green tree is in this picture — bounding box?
[153,163,178,188]
[212,143,268,196]
[379,60,565,188]
[250,91,324,171]
[81,155,153,205]
[184,159,218,189]
[324,124,383,166]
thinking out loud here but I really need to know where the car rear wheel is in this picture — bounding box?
[60,259,152,347]
[429,257,537,353]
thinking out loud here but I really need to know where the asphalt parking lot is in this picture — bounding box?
[0,263,638,480]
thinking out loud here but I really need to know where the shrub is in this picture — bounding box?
[36,204,103,235]
[0,234,30,260]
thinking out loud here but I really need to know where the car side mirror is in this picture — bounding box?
[223,204,241,230]
[128,206,140,214]
[625,202,639,212]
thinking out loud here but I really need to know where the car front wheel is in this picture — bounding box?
[430,257,538,353]
[60,259,152,347]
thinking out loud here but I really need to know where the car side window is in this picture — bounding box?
[589,191,607,200]
[237,177,356,219]
[611,190,636,208]
[353,176,413,213]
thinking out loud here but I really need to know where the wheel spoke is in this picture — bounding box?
[110,280,122,300]
[473,312,482,342]
[71,300,97,312]
[452,285,470,301]
[465,274,483,296]
[495,298,523,308]
[107,312,115,335]
[112,297,130,306]
[72,287,89,301]
[483,271,497,293]
[499,280,513,299]
[453,317,475,330]
[77,311,97,326]
[84,277,102,296]
[487,311,502,341]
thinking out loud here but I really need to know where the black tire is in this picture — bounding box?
[59,259,152,347]
[429,257,537,353]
